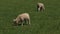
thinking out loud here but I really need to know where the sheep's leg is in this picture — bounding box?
[21,19,24,26]
[21,22,23,26]
[41,6,45,11]
[28,19,30,25]
[21,20,23,26]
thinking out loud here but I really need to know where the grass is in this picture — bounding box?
[0,0,60,34]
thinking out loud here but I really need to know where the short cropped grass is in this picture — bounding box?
[0,0,60,34]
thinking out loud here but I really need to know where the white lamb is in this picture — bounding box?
[37,3,45,11]
[13,13,30,26]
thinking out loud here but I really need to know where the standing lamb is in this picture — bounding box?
[37,3,45,11]
[13,13,30,26]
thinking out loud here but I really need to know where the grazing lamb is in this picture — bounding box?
[37,3,45,11]
[13,13,30,26]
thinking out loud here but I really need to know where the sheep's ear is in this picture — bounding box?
[13,19,16,21]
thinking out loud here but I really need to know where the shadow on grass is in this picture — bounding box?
[12,22,28,26]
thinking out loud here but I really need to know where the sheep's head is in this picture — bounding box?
[13,19,17,26]
[13,19,16,21]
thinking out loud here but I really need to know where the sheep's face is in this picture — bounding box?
[13,19,17,25]
[38,8,40,11]
[13,19,16,21]
[13,19,17,23]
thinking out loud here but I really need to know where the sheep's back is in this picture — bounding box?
[20,13,30,19]
[38,3,44,7]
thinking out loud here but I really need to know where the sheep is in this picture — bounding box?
[13,13,30,26]
[37,3,45,11]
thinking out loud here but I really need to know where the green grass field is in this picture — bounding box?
[0,0,60,34]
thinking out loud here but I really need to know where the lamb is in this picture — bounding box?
[13,13,30,26]
[37,3,45,11]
